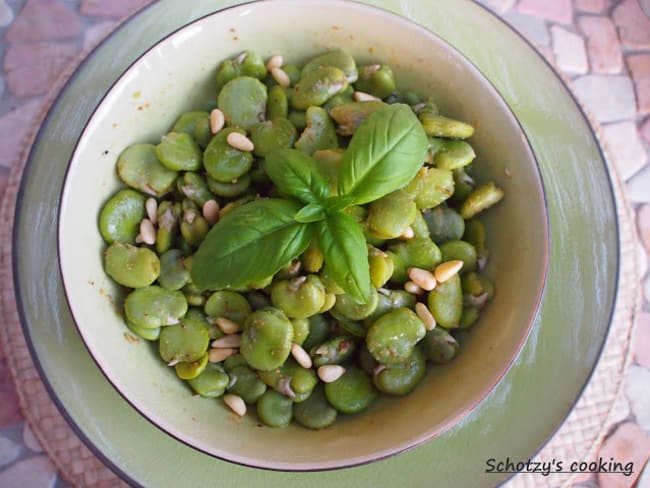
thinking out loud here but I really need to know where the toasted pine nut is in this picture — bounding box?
[407,267,437,291]
[202,199,220,226]
[353,91,381,102]
[216,317,241,335]
[223,394,246,416]
[291,343,312,369]
[366,63,381,74]
[210,108,225,134]
[226,132,254,152]
[434,260,464,283]
[317,365,345,383]
[211,334,241,349]
[139,218,156,245]
[208,347,236,363]
[135,234,143,244]
[271,67,290,88]
[145,198,158,224]
[288,275,306,291]
[266,54,283,71]
[404,280,424,295]
[415,302,436,331]
[400,226,415,240]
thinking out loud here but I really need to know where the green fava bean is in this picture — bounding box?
[245,291,272,311]
[266,85,289,120]
[462,272,495,301]
[294,385,337,430]
[155,132,202,171]
[366,307,426,364]
[117,144,177,197]
[421,327,459,364]
[203,127,254,183]
[332,288,379,321]
[388,237,442,284]
[156,201,181,254]
[403,166,454,210]
[227,365,267,404]
[158,317,209,364]
[281,64,301,85]
[373,347,426,396]
[249,118,297,157]
[324,366,377,414]
[258,359,317,402]
[257,389,294,428]
[184,307,220,340]
[418,112,475,139]
[329,101,386,136]
[175,352,208,380]
[158,249,190,290]
[294,106,338,155]
[300,241,324,273]
[126,320,160,341]
[223,354,248,371]
[427,273,463,328]
[367,189,417,238]
[217,76,267,130]
[177,172,215,206]
[240,308,293,371]
[463,219,488,260]
[291,66,348,110]
[182,281,207,307]
[270,275,326,319]
[423,206,465,244]
[288,111,307,131]
[368,248,394,289]
[310,335,356,366]
[193,116,213,149]
[301,49,358,83]
[172,111,209,135]
[104,242,160,288]
[439,240,478,273]
[291,318,310,346]
[206,173,251,198]
[180,213,209,248]
[187,362,229,398]
[433,140,476,170]
[460,182,504,219]
[124,285,188,329]
[355,64,396,99]
[451,168,475,203]
[301,314,333,352]
[410,211,431,239]
[98,188,146,244]
[204,290,252,325]
[237,51,267,79]
[459,305,480,329]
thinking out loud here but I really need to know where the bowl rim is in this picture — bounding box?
[56,0,550,472]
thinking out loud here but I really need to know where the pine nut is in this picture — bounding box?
[210,108,225,134]
[223,394,246,416]
[139,218,156,245]
[317,365,345,383]
[434,260,464,283]
[226,132,254,152]
[407,267,437,291]
[216,317,241,335]
[266,54,283,71]
[291,343,312,369]
[208,347,235,363]
[271,68,290,88]
[404,280,424,295]
[211,334,241,348]
[415,302,436,331]
[145,198,158,224]
[353,91,381,102]
[400,226,415,239]
[366,63,381,74]
[202,199,220,226]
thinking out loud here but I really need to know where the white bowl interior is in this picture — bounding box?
[58,0,547,470]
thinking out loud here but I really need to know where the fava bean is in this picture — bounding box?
[187,362,229,397]
[293,385,337,429]
[257,389,294,428]
[240,308,294,371]
[324,366,377,414]
[104,242,160,288]
[427,273,463,328]
[99,189,146,244]
[373,346,426,395]
[125,285,188,329]
[366,308,425,364]
[421,327,459,364]
[117,144,178,197]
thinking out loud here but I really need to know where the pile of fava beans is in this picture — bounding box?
[99,49,504,429]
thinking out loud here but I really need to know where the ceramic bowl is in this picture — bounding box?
[58,0,548,471]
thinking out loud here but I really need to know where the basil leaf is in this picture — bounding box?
[318,212,371,303]
[265,148,330,204]
[192,199,312,290]
[337,103,428,205]
[322,195,355,213]
[295,202,327,223]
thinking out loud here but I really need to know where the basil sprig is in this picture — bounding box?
[192,103,428,303]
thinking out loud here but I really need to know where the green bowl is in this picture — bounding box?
[58,0,548,471]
